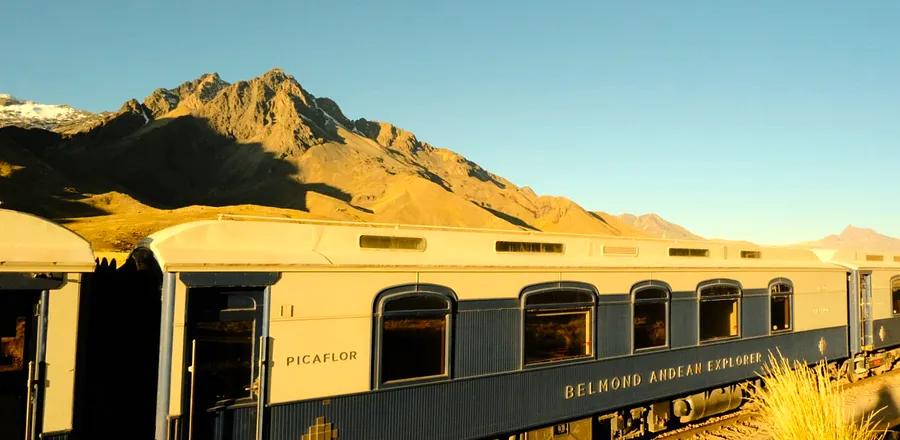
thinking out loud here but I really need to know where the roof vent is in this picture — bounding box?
[866,254,884,262]
[669,248,709,257]
[359,235,426,251]
[740,250,761,259]
[496,241,564,254]
[603,245,639,257]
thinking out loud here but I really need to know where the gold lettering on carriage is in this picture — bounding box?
[285,351,358,367]
[564,352,763,400]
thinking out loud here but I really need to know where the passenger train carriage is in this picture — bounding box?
[4,210,900,440]
[124,215,855,440]
[819,249,900,381]
[0,209,94,440]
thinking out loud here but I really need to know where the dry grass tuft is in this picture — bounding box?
[745,351,883,440]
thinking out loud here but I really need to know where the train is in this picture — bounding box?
[2,209,899,440]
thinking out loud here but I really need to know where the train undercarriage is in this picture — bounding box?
[507,347,900,440]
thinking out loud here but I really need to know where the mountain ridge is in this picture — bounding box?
[798,225,900,251]
[613,212,703,240]
[2,68,695,249]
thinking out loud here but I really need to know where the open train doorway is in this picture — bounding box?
[182,287,267,440]
[859,272,874,349]
[0,290,41,440]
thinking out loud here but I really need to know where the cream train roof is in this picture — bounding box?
[0,209,94,272]
[141,215,835,272]
[814,248,900,270]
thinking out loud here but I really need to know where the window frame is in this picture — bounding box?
[892,276,900,317]
[520,282,598,368]
[697,279,742,344]
[768,278,794,334]
[373,284,456,389]
[630,280,671,353]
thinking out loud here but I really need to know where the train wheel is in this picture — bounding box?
[845,359,866,383]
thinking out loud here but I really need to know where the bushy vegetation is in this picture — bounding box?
[747,352,883,440]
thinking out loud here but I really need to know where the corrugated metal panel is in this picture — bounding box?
[210,405,256,440]
[266,327,847,440]
[742,288,770,338]
[455,301,520,377]
[598,295,630,357]
[670,291,698,348]
[232,406,257,440]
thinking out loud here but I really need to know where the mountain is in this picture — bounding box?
[0,94,99,130]
[613,213,703,240]
[0,68,680,249]
[798,225,900,251]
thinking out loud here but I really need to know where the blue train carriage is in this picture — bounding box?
[818,248,900,381]
[0,209,95,440]
[137,215,849,440]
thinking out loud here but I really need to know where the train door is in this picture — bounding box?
[182,287,268,440]
[0,290,42,440]
[859,272,874,350]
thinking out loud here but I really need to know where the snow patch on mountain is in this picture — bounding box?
[0,93,97,130]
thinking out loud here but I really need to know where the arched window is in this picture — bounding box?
[521,283,596,366]
[632,281,669,351]
[892,277,900,316]
[769,278,793,332]
[698,280,741,342]
[375,285,454,385]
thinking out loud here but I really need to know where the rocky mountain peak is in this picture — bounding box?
[143,72,231,117]
[799,225,900,251]
[260,67,291,83]
[839,225,879,238]
[118,99,145,114]
[353,119,430,155]
[0,68,706,248]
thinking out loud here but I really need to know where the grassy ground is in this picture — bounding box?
[744,352,884,440]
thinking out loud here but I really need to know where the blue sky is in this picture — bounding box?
[3,1,899,244]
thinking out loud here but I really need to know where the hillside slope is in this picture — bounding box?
[1,68,659,249]
[798,225,900,251]
[614,213,703,240]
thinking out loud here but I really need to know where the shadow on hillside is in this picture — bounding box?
[0,127,111,219]
[301,182,374,214]
[4,116,369,220]
[475,202,539,231]
[588,211,619,230]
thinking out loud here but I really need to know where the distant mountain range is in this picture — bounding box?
[0,69,702,249]
[797,225,900,251]
[2,69,895,252]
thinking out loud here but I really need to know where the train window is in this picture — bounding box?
[496,241,565,254]
[669,248,709,257]
[360,235,426,251]
[522,288,595,365]
[377,290,453,384]
[892,278,900,315]
[770,279,793,332]
[698,281,741,342]
[632,283,669,351]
